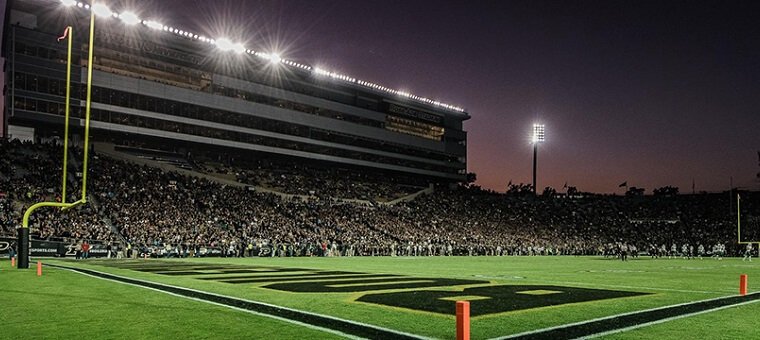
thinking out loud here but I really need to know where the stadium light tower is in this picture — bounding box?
[532,124,545,194]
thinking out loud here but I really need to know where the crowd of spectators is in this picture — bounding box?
[0,139,115,242]
[2,139,758,258]
[197,154,424,201]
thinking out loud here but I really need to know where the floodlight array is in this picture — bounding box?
[118,11,140,25]
[532,124,545,143]
[91,3,112,17]
[58,0,466,113]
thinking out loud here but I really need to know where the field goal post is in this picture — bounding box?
[17,3,97,269]
[736,193,760,256]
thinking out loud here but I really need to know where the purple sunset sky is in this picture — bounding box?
[4,0,760,193]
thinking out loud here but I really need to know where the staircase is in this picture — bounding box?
[88,194,127,244]
[385,184,434,205]
[66,147,128,244]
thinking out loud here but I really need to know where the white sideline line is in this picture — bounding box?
[577,298,760,339]
[489,293,750,340]
[56,266,430,340]
[60,267,360,339]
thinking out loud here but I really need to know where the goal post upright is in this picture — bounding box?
[736,193,760,253]
[738,193,742,244]
[18,1,97,269]
[61,25,72,205]
[80,1,96,205]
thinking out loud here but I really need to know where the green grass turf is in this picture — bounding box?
[3,256,759,339]
[0,261,343,340]
[599,302,760,339]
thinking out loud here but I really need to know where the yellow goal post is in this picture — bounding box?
[17,2,98,269]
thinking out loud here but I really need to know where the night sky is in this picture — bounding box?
[5,0,760,193]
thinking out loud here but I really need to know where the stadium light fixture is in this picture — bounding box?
[532,124,545,194]
[214,38,233,50]
[532,124,545,143]
[231,43,246,53]
[92,3,113,17]
[119,11,140,26]
[267,53,282,64]
[54,2,466,113]
[144,20,163,30]
[214,38,245,53]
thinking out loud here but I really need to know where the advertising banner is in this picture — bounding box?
[0,237,12,256]
[0,237,111,258]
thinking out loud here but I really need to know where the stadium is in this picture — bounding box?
[2,0,760,339]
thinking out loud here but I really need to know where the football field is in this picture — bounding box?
[2,256,759,339]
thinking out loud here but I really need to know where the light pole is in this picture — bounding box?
[532,124,545,194]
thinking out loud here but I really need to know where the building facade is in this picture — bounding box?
[3,0,470,182]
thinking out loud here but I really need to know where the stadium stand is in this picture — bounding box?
[2,139,757,259]
[2,1,757,260]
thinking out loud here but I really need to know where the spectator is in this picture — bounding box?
[2,138,757,259]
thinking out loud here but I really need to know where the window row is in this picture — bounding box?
[15,34,460,142]
[13,96,463,175]
[13,72,460,164]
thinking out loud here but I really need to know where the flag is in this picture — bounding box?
[57,27,70,42]
[618,181,627,187]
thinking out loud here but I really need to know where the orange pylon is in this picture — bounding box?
[456,301,470,340]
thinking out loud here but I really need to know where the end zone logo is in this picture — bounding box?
[104,262,650,316]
